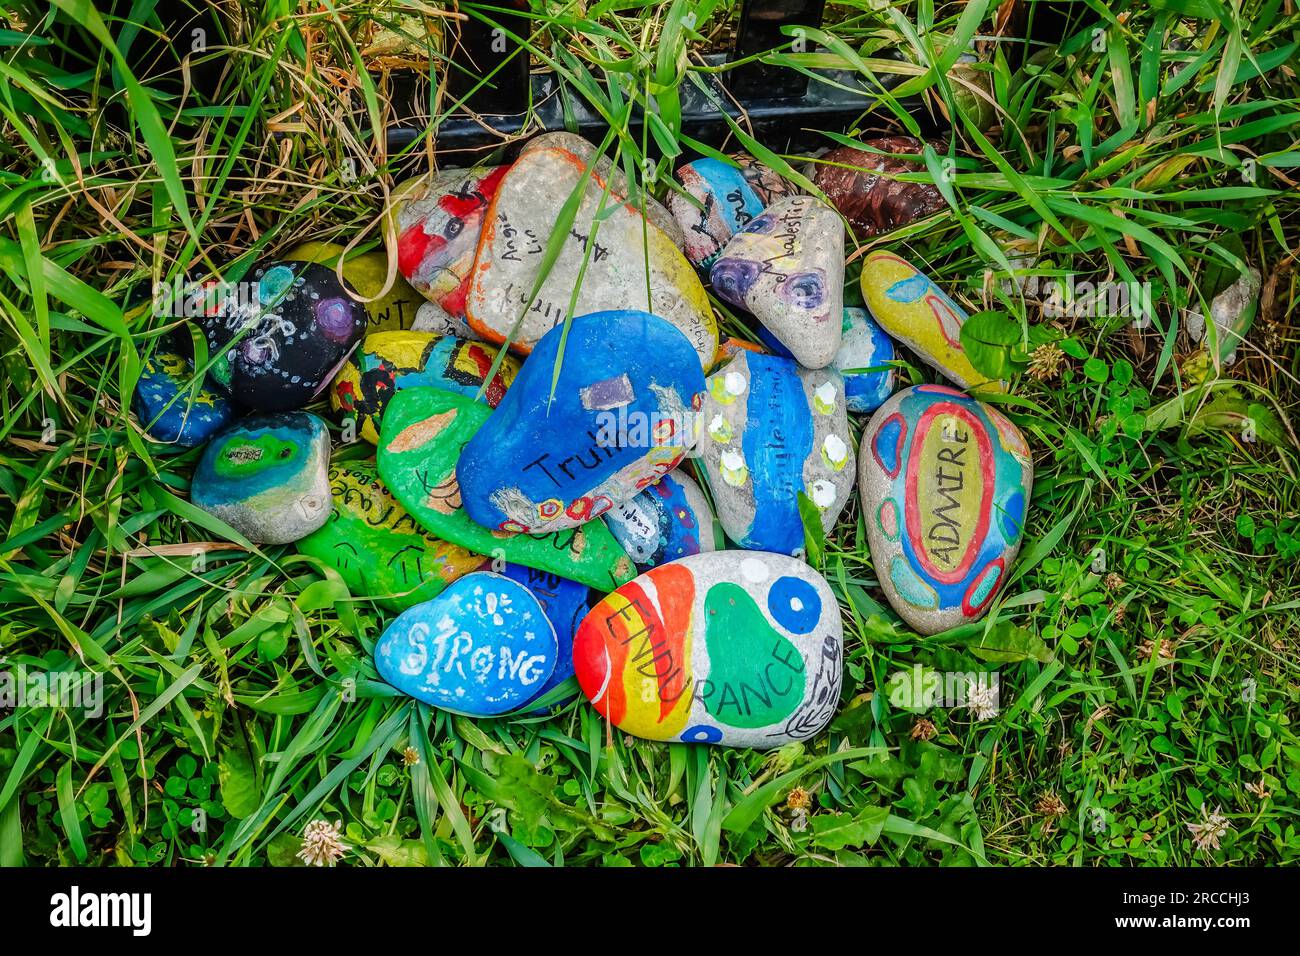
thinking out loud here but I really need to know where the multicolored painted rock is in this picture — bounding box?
[859,384,1033,634]
[808,136,945,238]
[412,300,482,341]
[500,563,589,711]
[457,311,706,534]
[389,166,509,318]
[374,571,557,716]
[710,195,845,369]
[296,460,483,609]
[201,260,367,411]
[573,551,843,747]
[518,132,684,246]
[133,351,234,448]
[712,336,769,368]
[377,388,637,591]
[284,240,425,331]
[667,155,793,270]
[697,351,856,556]
[833,307,897,414]
[191,412,332,544]
[465,145,717,369]
[603,470,720,570]
[860,251,1002,393]
[330,330,519,444]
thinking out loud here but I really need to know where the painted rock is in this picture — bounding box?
[330,330,519,444]
[833,307,897,414]
[465,145,717,369]
[712,336,769,368]
[412,300,482,341]
[133,351,234,447]
[201,260,367,411]
[603,470,720,570]
[457,310,706,534]
[377,387,637,590]
[667,155,794,270]
[373,571,557,716]
[518,132,684,246]
[573,551,843,747]
[860,251,1002,392]
[809,136,945,238]
[191,412,331,544]
[501,563,589,710]
[284,240,425,331]
[697,351,855,555]
[710,195,845,369]
[859,384,1033,635]
[389,166,509,317]
[296,460,483,609]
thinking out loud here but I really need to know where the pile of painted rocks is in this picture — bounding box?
[136,132,1033,749]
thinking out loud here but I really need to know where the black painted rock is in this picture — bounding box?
[201,260,366,411]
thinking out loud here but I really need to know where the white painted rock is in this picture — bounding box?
[859,384,1033,634]
[696,351,855,556]
[709,195,845,369]
[465,144,718,369]
[573,551,843,747]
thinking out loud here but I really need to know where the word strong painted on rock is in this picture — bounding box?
[859,385,1033,635]
[574,552,844,748]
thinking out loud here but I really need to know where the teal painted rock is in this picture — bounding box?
[133,351,234,448]
[697,351,856,555]
[191,412,331,544]
[296,461,484,609]
[573,551,843,747]
[377,387,637,590]
[858,384,1033,634]
[602,470,720,570]
[457,310,706,534]
[374,571,557,715]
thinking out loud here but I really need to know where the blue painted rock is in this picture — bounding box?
[603,470,720,570]
[133,351,234,447]
[710,195,845,369]
[465,144,717,369]
[201,260,367,411]
[860,251,1003,392]
[667,155,794,270]
[329,330,519,443]
[500,563,589,710]
[295,461,483,609]
[191,412,332,544]
[833,307,897,414]
[697,351,855,556]
[457,310,707,533]
[573,551,843,747]
[374,571,558,715]
[858,384,1033,634]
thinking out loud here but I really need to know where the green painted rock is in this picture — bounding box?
[377,388,636,591]
[296,460,483,609]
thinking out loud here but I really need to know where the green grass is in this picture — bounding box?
[1,0,1298,866]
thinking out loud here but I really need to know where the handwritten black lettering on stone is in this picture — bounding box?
[523,430,618,489]
[927,423,970,568]
[695,638,804,720]
[606,598,692,701]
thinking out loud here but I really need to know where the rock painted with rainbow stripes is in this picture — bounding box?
[859,384,1032,635]
[697,351,855,556]
[573,551,843,748]
[860,250,1004,393]
[191,412,332,544]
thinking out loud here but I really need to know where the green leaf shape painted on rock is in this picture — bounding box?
[377,388,636,590]
[702,582,806,729]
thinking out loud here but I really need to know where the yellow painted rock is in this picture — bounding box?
[330,330,519,444]
[286,240,425,332]
[860,251,1004,393]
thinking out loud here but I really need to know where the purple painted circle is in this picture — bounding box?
[315,298,355,342]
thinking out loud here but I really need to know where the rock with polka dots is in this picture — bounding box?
[573,551,843,747]
[696,351,855,556]
[858,384,1033,635]
[201,260,366,411]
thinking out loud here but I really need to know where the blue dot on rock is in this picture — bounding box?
[767,575,821,634]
